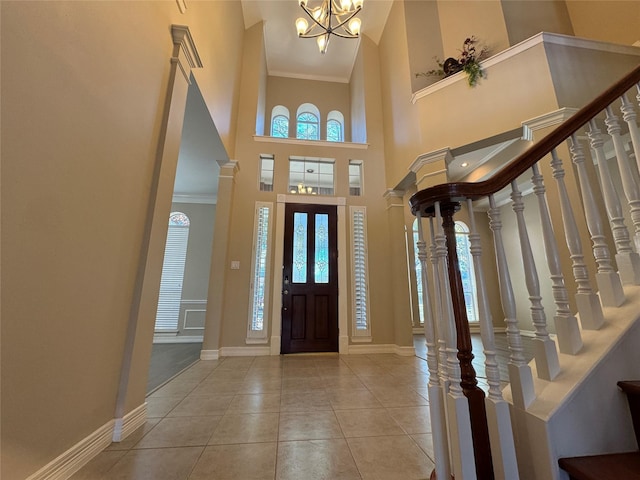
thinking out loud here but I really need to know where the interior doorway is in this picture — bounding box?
[281,203,339,353]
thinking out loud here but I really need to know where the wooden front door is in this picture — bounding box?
[281,203,338,354]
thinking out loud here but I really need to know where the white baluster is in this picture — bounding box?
[619,95,640,251]
[550,150,604,329]
[488,195,535,409]
[429,217,449,391]
[434,202,477,480]
[531,163,583,354]
[466,199,519,480]
[588,119,640,285]
[569,134,625,307]
[511,180,560,381]
[416,212,451,480]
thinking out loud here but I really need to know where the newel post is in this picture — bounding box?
[440,202,495,480]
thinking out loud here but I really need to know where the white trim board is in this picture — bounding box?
[113,403,147,443]
[153,335,203,344]
[348,344,416,356]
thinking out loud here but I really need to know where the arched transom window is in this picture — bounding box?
[270,105,289,138]
[326,110,344,142]
[296,103,320,140]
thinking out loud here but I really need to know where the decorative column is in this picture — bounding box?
[550,150,604,330]
[384,189,415,352]
[467,199,519,480]
[114,25,202,440]
[433,202,477,480]
[510,180,560,381]
[201,161,239,360]
[416,212,451,480]
[569,134,625,307]
[587,119,640,285]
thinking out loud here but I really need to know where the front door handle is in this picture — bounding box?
[283,289,289,295]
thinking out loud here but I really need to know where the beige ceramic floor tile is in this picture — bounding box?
[276,439,361,480]
[149,379,201,398]
[104,446,203,480]
[189,443,277,480]
[328,389,382,410]
[386,406,432,434]
[168,394,234,417]
[369,387,429,407]
[278,410,343,441]
[208,412,279,444]
[106,418,161,451]
[322,375,366,389]
[411,433,436,462]
[146,396,184,418]
[69,450,127,479]
[239,378,282,394]
[281,367,320,379]
[134,415,221,448]
[280,390,332,412]
[226,393,281,413]
[334,408,405,437]
[347,435,435,480]
[188,379,244,396]
[281,376,326,392]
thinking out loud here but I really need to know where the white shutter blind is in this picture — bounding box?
[155,220,189,332]
[351,207,370,337]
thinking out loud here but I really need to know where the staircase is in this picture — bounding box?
[409,63,640,480]
[558,381,640,479]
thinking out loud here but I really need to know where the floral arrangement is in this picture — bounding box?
[416,37,490,87]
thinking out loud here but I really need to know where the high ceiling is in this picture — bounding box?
[241,0,393,82]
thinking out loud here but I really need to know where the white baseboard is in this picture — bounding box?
[153,335,203,344]
[200,349,219,360]
[220,346,271,356]
[26,419,115,480]
[347,343,416,355]
[412,327,425,334]
[113,403,147,442]
[394,345,417,356]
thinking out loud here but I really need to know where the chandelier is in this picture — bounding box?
[295,0,363,54]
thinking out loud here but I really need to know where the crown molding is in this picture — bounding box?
[254,135,369,150]
[409,147,453,173]
[522,107,579,140]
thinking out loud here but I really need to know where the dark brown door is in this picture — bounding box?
[281,203,338,354]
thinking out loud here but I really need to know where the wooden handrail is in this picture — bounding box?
[410,64,640,215]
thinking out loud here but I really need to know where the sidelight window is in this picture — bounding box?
[351,206,370,339]
[247,202,273,342]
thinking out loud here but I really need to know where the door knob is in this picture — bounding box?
[283,289,289,295]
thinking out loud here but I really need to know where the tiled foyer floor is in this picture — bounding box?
[72,354,436,479]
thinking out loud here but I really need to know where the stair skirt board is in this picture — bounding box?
[25,403,147,480]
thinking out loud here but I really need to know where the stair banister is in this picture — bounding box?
[409,64,640,479]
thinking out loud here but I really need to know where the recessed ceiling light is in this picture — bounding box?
[460,162,469,168]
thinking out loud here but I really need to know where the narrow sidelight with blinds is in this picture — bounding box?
[247,202,273,342]
[350,206,371,339]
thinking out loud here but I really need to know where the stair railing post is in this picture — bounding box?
[569,134,625,307]
[441,202,494,480]
[510,180,560,380]
[531,163,583,354]
[587,119,640,285]
[488,194,536,409]
[434,201,478,480]
[550,149,604,329]
[466,199,519,480]
[611,101,640,252]
[416,211,452,480]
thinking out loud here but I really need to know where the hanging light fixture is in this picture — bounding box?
[295,0,363,54]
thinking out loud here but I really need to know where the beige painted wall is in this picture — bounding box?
[171,202,215,335]
[566,0,640,46]
[0,1,244,478]
[501,0,574,46]
[266,76,352,142]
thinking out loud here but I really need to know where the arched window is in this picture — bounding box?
[412,219,425,326]
[412,219,478,325]
[455,221,479,322]
[326,110,344,142]
[156,212,190,331]
[296,103,320,140]
[270,105,289,138]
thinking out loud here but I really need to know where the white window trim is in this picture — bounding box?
[350,206,371,341]
[247,202,273,343]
